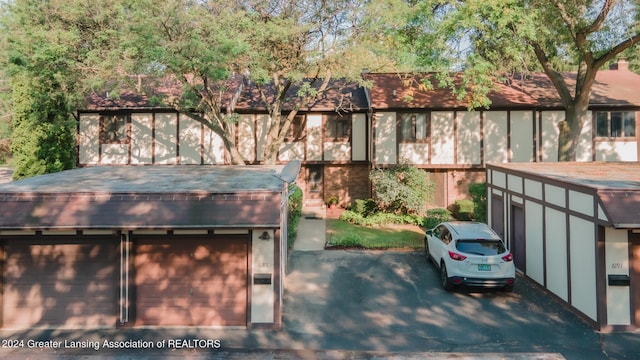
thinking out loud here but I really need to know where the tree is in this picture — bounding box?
[401,0,640,161]
[125,0,391,165]
[0,0,131,177]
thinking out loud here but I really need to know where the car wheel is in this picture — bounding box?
[504,284,514,292]
[440,262,454,291]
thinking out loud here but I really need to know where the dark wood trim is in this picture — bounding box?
[532,111,538,162]
[176,113,181,164]
[246,231,253,327]
[480,111,485,166]
[596,225,607,327]
[564,187,573,309]
[273,227,282,330]
[453,111,458,165]
[0,240,3,326]
[507,111,512,163]
[631,230,640,329]
[151,113,156,164]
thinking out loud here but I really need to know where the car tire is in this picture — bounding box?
[504,284,514,292]
[440,262,454,291]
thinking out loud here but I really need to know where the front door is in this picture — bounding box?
[511,205,526,272]
[306,165,323,205]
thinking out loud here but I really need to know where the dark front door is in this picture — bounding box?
[511,205,526,272]
[306,165,324,204]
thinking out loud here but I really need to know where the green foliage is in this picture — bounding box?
[423,208,452,230]
[339,209,424,227]
[468,182,487,223]
[369,163,434,215]
[449,199,474,221]
[326,219,424,250]
[350,198,378,217]
[287,184,303,248]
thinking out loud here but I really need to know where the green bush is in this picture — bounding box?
[369,163,435,215]
[287,184,303,248]
[423,208,452,229]
[468,182,487,223]
[350,198,378,217]
[450,199,474,220]
[339,209,424,227]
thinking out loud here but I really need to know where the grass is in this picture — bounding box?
[326,219,424,250]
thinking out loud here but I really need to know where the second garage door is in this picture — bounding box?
[134,236,248,326]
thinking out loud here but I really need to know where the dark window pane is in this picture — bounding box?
[624,112,635,137]
[596,112,609,137]
[101,115,127,143]
[400,113,414,141]
[611,112,623,137]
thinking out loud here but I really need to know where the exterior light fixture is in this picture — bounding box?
[259,231,271,240]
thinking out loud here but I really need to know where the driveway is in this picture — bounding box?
[0,250,637,359]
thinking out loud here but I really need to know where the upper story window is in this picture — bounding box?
[325,114,351,141]
[100,114,129,144]
[596,111,636,138]
[284,115,306,142]
[399,112,428,142]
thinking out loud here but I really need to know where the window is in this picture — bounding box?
[456,240,506,256]
[100,114,128,144]
[399,113,428,142]
[596,111,636,138]
[325,114,351,141]
[285,115,306,142]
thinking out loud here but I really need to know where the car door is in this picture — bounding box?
[429,225,449,266]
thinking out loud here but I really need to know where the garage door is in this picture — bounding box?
[2,237,119,328]
[134,236,248,326]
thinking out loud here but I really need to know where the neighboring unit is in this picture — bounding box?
[486,162,640,332]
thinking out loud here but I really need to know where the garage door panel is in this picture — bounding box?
[134,237,247,326]
[3,239,119,328]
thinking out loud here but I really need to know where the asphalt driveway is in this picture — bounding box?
[0,250,638,359]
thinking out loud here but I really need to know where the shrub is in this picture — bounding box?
[449,199,474,220]
[349,198,378,217]
[287,184,303,248]
[339,209,424,227]
[369,163,435,215]
[423,208,452,229]
[468,182,487,223]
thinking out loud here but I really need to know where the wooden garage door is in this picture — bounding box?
[134,236,248,326]
[2,237,119,328]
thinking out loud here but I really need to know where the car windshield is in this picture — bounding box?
[456,239,506,256]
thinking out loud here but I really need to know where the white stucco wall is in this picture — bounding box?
[595,141,638,162]
[155,113,178,164]
[511,111,535,162]
[374,112,397,165]
[279,142,305,161]
[605,227,631,325]
[484,111,508,163]
[457,111,482,165]
[306,114,323,161]
[399,143,429,164]
[324,143,351,161]
[179,115,202,164]
[79,114,100,165]
[545,208,568,301]
[540,111,564,162]
[431,111,455,164]
[238,115,256,162]
[525,201,544,285]
[251,230,275,323]
[130,113,153,164]
[352,113,367,161]
[569,216,597,321]
[569,190,594,217]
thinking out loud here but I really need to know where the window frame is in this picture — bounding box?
[595,110,636,139]
[324,114,352,142]
[398,112,430,143]
[284,114,307,142]
[100,114,130,145]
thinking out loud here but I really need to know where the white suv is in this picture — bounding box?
[425,221,515,291]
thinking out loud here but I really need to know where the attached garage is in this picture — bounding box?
[133,236,248,326]
[2,236,119,328]
[0,164,295,330]
[487,162,640,332]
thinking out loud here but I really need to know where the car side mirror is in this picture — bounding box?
[426,229,433,236]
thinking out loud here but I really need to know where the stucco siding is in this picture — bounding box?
[545,208,568,301]
[511,111,534,162]
[524,179,543,200]
[605,227,631,325]
[324,143,351,161]
[525,201,545,285]
[595,141,638,161]
[179,115,202,164]
[569,216,597,321]
[202,126,225,164]
[352,113,367,161]
[374,112,397,165]
[251,230,275,323]
[79,114,100,165]
[238,115,256,162]
[457,111,482,165]
[306,114,323,161]
[399,143,429,164]
[101,144,128,164]
[130,113,153,164]
[279,142,305,161]
[545,184,566,207]
[255,115,271,162]
[484,112,508,163]
[431,111,455,164]
[507,174,522,193]
[155,113,178,164]
[577,116,593,162]
[569,190,594,217]
[540,111,564,162]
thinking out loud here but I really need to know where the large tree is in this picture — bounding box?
[401,0,640,161]
[126,0,389,164]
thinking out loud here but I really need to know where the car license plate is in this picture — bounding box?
[478,264,491,271]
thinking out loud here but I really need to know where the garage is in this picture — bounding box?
[133,235,249,326]
[487,162,640,332]
[2,236,119,328]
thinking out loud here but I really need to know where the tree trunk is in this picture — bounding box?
[557,105,589,162]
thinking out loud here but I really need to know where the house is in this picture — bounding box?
[0,164,296,329]
[78,59,640,209]
[486,162,640,332]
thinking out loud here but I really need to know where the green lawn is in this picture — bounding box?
[326,219,424,250]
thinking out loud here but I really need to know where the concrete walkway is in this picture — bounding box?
[293,206,327,251]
